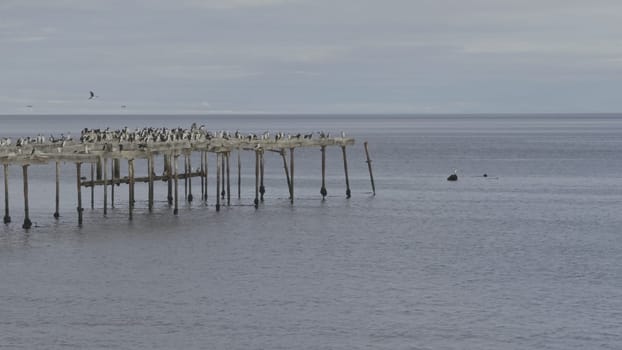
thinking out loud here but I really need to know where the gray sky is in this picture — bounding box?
[2,0,622,114]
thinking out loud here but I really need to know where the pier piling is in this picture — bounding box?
[129,159,135,220]
[22,165,32,229]
[103,157,108,215]
[290,147,295,204]
[220,154,226,199]
[341,145,351,198]
[364,141,376,195]
[187,153,193,202]
[226,152,231,206]
[90,163,95,209]
[110,158,115,208]
[3,164,10,224]
[203,152,209,202]
[280,149,292,200]
[76,163,83,226]
[259,150,265,202]
[148,154,154,211]
[166,154,173,205]
[237,147,241,200]
[254,149,259,208]
[54,161,60,219]
[216,153,221,211]
[173,154,179,215]
[320,145,327,199]
[200,151,205,202]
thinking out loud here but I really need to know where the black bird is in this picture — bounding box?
[89,91,96,99]
[447,169,458,181]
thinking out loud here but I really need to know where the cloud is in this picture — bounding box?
[2,0,622,113]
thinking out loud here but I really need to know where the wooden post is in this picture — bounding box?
[103,157,108,215]
[320,145,327,199]
[221,153,226,199]
[204,151,208,201]
[237,147,241,200]
[259,150,265,202]
[3,164,9,224]
[364,141,376,195]
[167,154,173,205]
[110,158,115,208]
[148,153,154,212]
[226,151,231,206]
[22,165,32,229]
[215,152,221,211]
[76,162,83,226]
[128,159,134,220]
[341,145,351,198]
[54,161,60,219]
[173,154,179,215]
[97,158,102,180]
[280,149,292,200]
[184,154,188,201]
[187,152,193,202]
[96,157,102,180]
[90,163,95,209]
[200,151,205,202]
[114,158,120,179]
[254,150,259,209]
[290,147,295,204]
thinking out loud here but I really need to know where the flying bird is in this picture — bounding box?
[89,91,96,99]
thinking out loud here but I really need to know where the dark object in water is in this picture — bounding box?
[483,173,488,177]
[447,173,458,181]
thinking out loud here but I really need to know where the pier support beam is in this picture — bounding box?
[173,154,179,215]
[254,150,259,209]
[364,141,376,195]
[203,151,208,201]
[96,157,102,180]
[290,147,295,204]
[184,154,188,202]
[103,157,108,215]
[216,153,221,211]
[221,153,226,200]
[76,162,83,226]
[200,151,205,202]
[128,159,135,220]
[4,164,11,224]
[148,154,154,212]
[54,161,60,219]
[237,147,242,200]
[167,154,173,205]
[259,150,265,202]
[110,158,115,209]
[280,149,292,200]
[90,163,95,209]
[341,145,351,198]
[226,152,231,206]
[187,153,193,202]
[320,146,327,199]
[22,165,32,229]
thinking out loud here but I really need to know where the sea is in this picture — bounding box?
[1,114,621,349]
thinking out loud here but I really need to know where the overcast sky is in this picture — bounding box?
[2,0,622,114]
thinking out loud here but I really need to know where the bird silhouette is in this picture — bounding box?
[89,91,96,99]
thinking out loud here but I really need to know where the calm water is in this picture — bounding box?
[1,114,621,349]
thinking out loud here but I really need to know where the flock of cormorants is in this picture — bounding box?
[0,123,344,151]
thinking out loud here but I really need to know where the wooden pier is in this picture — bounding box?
[0,126,373,229]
